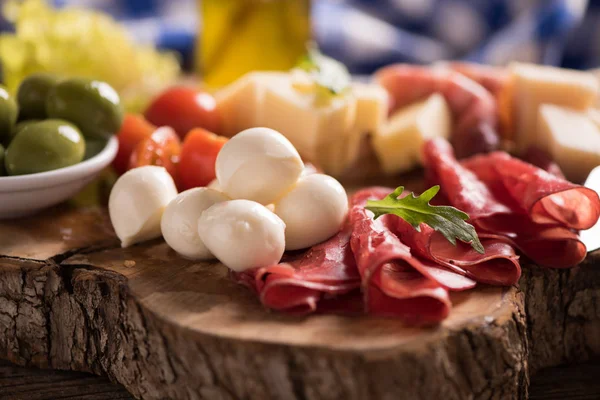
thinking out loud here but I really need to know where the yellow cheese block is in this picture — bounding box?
[260,77,357,162]
[538,104,600,182]
[373,93,451,175]
[352,82,389,133]
[509,63,599,152]
[215,72,286,136]
[321,83,389,176]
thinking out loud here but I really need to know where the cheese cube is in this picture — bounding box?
[509,63,599,152]
[538,104,600,182]
[215,72,287,136]
[373,93,451,175]
[352,83,389,133]
[260,77,357,161]
[320,84,388,176]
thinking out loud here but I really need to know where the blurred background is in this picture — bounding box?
[1,0,599,93]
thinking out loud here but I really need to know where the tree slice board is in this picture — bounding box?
[0,200,599,400]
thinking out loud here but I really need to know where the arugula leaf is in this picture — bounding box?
[295,45,351,96]
[365,186,485,254]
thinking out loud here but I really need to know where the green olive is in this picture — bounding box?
[0,85,18,146]
[10,119,40,142]
[46,78,124,140]
[17,74,59,120]
[5,119,85,175]
[0,144,5,176]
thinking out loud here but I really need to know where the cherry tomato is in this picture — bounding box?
[144,86,220,139]
[178,128,228,190]
[112,114,155,174]
[129,126,182,182]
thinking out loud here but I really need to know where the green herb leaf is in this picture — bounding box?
[295,45,351,96]
[365,186,485,254]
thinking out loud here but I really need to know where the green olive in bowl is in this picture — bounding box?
[0,85,18,146]
[46,78,124,140]
[17,74,59,120]
[5,119,85,176]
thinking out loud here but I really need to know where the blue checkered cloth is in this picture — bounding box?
[7,0,599,73]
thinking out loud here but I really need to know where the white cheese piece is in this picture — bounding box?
[538,104,600,182]
[274,174,348,250]
[215,127,304,205]
[352,82,389,133]
[160,188,229,260]
[109,166,178,248]
[215,72,287,137]
[260,75,357,162]
[372,93,451,175]
[587,108,600,130]
[198,199,286,272]
[207,178,221,191]
[510,62,599,152]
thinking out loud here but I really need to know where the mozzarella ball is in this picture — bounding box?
[198,199,286,272]
[215,127,304,205]
[109,166,178,247]
[161,188,229,259]
[274,174,348,250]
[207,178,221,191]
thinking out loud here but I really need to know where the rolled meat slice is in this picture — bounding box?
[375,64,499,157]
[463,151,600,230]
[423,138,598,268]
[349,188,476,324]
[232,227,361,315]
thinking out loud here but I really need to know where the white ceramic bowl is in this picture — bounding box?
[0,136,118,219]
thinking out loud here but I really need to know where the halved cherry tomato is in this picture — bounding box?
[112,114,156,174]
[129,126,182,182]
[178,128,228,190]
[144,86,220,139]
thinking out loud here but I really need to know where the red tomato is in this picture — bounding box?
[144,86,220,139]
[178,128,228,190]
[129,126,182,182]
[112,114,155,174]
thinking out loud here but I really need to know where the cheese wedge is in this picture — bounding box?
[215,72,287,136]
[373,93,451,174]
[320,83,389,175]
[538,104,600,182]
[509,63,599,152]
[260,77,357,163]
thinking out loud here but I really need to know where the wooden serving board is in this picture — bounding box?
[1,174,600,400]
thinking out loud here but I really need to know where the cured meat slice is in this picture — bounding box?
[521,146,565,179]
[423,138,598,268]
[463,151,600,230]
[348,188,476,324]
[375,64,499,157]
[392,218,521,286]
[232,228,361,314]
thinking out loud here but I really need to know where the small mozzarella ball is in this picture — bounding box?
[198,199,286,272]
[207,178,221,191]
[274,174,348,250]
[161,188,229,259]
[215,127,304,204]
[109,166,178,247]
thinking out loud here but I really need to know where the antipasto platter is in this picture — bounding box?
[1,33,600,400]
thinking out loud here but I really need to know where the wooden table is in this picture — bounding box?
[2,360,600,400]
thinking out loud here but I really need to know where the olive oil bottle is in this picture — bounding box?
[199,0,311,88]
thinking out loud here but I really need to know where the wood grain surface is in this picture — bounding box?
[0,168,599,399]
[2,359,600,400]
